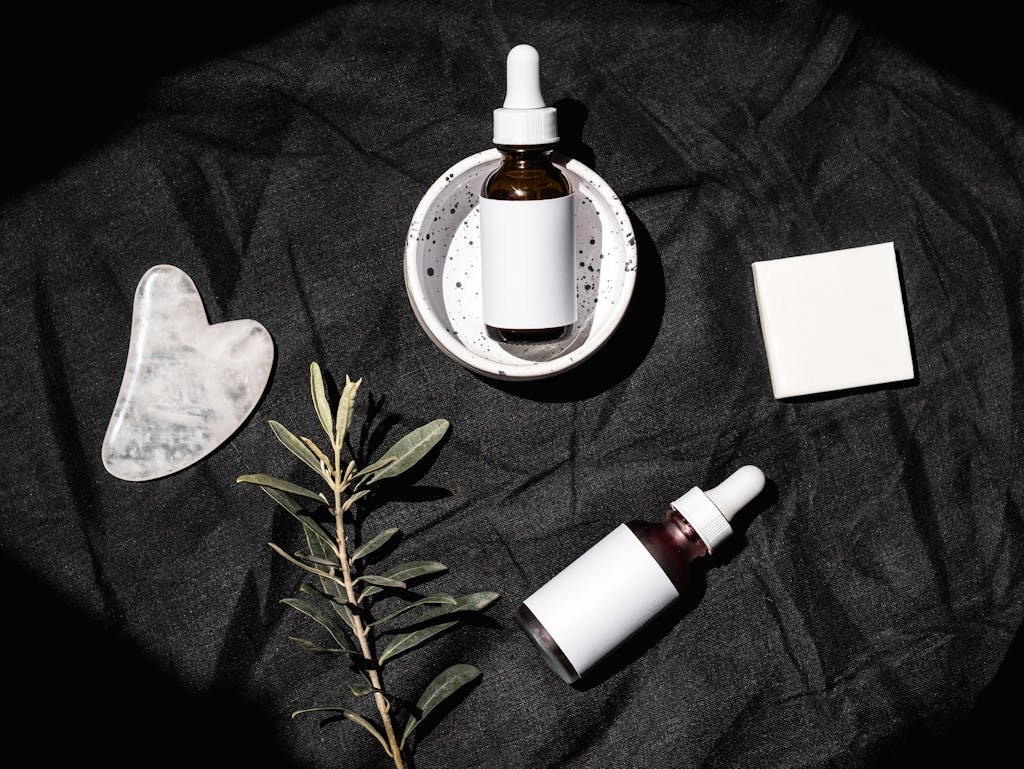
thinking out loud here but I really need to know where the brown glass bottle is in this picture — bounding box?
[481,145,573,343]
[513,509,708,683]
[513,466,765,684]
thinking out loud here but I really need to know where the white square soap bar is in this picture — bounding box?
[752,242,914,399]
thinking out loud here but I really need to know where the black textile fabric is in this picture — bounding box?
[2,2,1023,767]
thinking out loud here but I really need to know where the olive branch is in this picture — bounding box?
[237,363,498,768]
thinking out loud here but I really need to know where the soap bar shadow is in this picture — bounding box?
[775,247,919,404]
[571,480,778,691]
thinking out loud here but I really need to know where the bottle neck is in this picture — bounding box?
[495,144,554,166]
[627,511,709,593]
[664,508,711,556]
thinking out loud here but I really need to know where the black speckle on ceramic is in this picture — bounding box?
[405,149,636,379]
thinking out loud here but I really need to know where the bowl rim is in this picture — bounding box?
[404,147,636,381]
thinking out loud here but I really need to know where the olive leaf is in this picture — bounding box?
[240,367,498,766]
[356,575,407,589]
[342,488,372,512]
[237,473,324,502]
[378,621,459,665]
[303,527,356,631]
[335,375,361,446]
[289,636,349,655]
[351,455,397,482]
[267,542,342,583]
[269,420,325,477]
[400,664,481,749]
[280,598,355,654]
[258,487,336,555]
[364,419,449,485]
[291,708,391,757]
[292,551,343,568]
[310,362,334,441]
[352,527,400,561]
[299,582,355,608]
[360,561,448,600]
[391,592,501,631]
[368,595,457,628]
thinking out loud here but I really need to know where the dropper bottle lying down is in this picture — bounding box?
[514,466,766,683]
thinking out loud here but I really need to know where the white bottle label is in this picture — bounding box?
[523,524,679,677]
[478,194,577,330]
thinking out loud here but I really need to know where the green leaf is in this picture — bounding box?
[237,473,323,502]
[394,592,501,630]
[400,664,481,749]
[268,542,341,582]
[342,488,372,512]
[253,486,336,556]
[368,595,457,628]
[299,582,352,607]
[378,621,459,665]
[290,708,391,757]
[280,597,355,654]
[351,527,400,562]
[360,561,448,599]
[373,593,502,664]
[269,420,325,477]
[335,376,361,446]
[348,682,375,697]
[356,575,407,589]
[292,551,341,568]
[303,527,356,631]
[351,455,397,483]
[310,362,334,442]
[365,419,449,484]
[288,636,348,655]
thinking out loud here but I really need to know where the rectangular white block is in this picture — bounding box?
[752,242,915,399]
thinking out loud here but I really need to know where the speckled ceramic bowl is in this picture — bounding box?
[404,148,636,380]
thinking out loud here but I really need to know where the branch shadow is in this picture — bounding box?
[0,552,302,766]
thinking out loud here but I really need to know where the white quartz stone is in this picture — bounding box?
[102,265,274,481]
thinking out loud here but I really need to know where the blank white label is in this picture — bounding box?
[479,194,577,329]
[523,524,679,676]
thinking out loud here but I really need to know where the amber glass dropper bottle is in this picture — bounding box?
[515,466,766,683]
[479,44,576,344]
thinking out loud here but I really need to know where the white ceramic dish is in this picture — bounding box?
[404,148,637,380]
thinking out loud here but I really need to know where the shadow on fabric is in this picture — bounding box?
[486,209,665,402]
[866,610,1024,766]
[574,481,779,690]
[0,3,336,202]
[0,553,303,766]
[831,1,1024,116]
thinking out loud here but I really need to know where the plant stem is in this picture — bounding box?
[332,440,406,768]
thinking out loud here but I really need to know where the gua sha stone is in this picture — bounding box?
[102,264,274,481]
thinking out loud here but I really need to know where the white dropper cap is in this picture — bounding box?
[492,44,559,146]
[670,466,766,552]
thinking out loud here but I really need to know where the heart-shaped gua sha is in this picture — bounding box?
[102,265,274,481]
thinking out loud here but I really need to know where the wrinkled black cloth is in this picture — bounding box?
[2,2,1022,767]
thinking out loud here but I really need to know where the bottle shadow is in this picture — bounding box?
[485,209,665,402]
[476,95,664,401]
[571,480,779,691]
[553,97,596,171]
